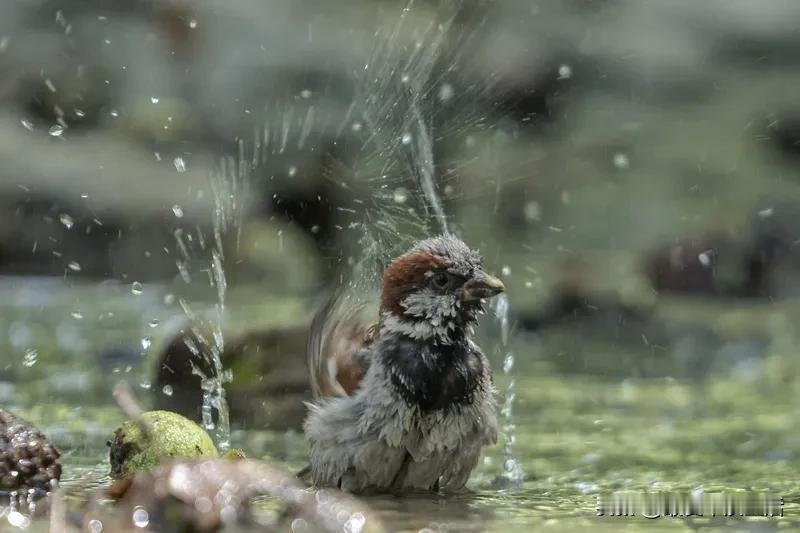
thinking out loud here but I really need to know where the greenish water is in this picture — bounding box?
[3,279,800,531]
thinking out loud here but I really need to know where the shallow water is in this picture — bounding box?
[3,279,800,531]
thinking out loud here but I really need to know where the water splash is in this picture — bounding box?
[493,293,525,487]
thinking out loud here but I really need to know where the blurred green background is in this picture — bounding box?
[3,0,800,530]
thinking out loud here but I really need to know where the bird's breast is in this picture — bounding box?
[381,337,485,412]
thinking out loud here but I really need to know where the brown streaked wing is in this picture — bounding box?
[307,291,376,399]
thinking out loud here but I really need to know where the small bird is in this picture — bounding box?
[304,234,505,493]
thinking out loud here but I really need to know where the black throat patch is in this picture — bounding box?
[381,335,485,412]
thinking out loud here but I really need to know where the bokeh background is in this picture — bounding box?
[3,0,800,530]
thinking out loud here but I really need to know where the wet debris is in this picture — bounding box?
[92,458,383,532]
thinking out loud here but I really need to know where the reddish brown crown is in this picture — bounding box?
[379,252,448,316]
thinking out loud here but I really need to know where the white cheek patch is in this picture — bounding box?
[401,290,459,324]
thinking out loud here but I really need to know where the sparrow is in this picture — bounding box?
[303,234,505,493]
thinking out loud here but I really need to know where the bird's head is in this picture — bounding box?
[379,234,505,343]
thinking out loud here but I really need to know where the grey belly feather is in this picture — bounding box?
[304,363,497,493]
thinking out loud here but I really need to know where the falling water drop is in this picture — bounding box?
[67,261,81,272]
[22,348,38,367]
[189,19,198,29]
[148,318,160,328]
[140,336,152,350]
[438,83,454,102]
[401,133,412,145]
[59,213,74,229]
[172,205,184,218]
[161,385,173,396]
[501,265,512,276]
[132,507,149,528]
[613,152,629,169]
[173,157,186,173]
[71,310,83,320]
[131,281,143,295]
[48,124,64,137]
[393,187,408,204]
[150,96,159,104]
[493,294,525,487]
[20,119,34,131]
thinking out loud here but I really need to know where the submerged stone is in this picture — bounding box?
[108,410,217,478]
[0,409,61,493]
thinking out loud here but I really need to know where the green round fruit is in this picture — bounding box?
[109,410,217,478]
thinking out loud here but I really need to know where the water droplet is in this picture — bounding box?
[88,519,103,533]
[558,64,572,79]
[393,187,408,204]
[438,83,454,102]
[173,157,186,173]
[343,512,366,533]
[148,318,160,328]
[501,265,512,276]
[524,201,541,222]
[48,124,64,137]
[400,74,410,83]
[59,213,74,229]
[613,152,629,169]
[758,207,774,218]
[351,121,362,132]
[698,250,713,268]
[401,133,412,145]
[150,96,159,104]
[310,225,321,234]
[189,19,198,29]
[20,119,34,131]
[67,261,81,271]
[503,353,515,373]
[22,348,38,367]
[109,109,119,118]
[164,293,175,305]
[291,518,309,532]
[7,511,30,528]
[140,336,152,350]
[287,165,297,177]
[131,281,143,295]
[139,381,151,390]
[161,384,173,396]
[71,310,83,320]
[74,108,85,118]
[80,193,89,199]
[300,89,312,99]
[172,205,184,218]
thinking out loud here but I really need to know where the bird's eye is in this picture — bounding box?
[431,272,450,289]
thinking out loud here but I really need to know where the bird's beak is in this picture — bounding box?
[461,272,505,301]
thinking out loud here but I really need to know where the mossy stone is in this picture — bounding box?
[109,410,217,478]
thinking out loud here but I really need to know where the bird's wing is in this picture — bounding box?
[307,289,377,400]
